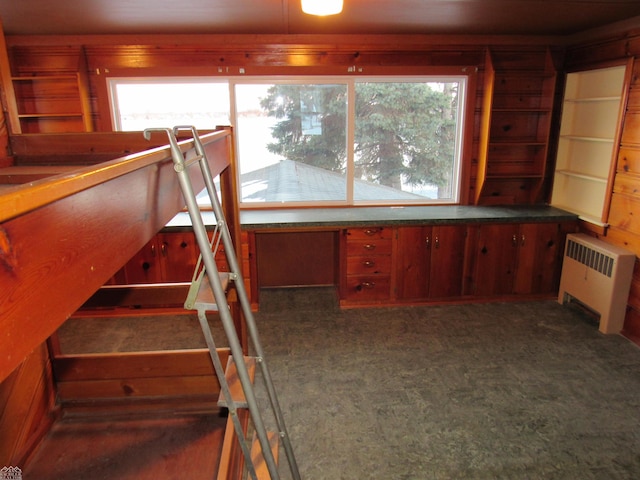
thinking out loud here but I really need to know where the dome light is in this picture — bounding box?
[301,0,343,16]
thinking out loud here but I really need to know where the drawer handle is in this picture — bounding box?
[363,260,375,268]
[357,281,376,291]
[363,243,376,250]
[364,228,379,236]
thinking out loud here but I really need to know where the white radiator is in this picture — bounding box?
[558,233,636,334]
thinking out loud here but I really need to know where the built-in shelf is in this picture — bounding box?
[11,74,92,133]
[475,47,557,204]
[551,63,629,225]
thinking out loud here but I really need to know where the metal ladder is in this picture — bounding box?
[144,126,301,480]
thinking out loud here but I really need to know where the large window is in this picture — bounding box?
[110,75,467,207]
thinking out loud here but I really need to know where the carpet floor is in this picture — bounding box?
[254,288,640,480]
[59,288,640,479]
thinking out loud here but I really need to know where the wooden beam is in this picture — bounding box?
[54,348,229,402]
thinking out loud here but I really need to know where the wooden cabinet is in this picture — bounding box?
[395,225,467,300]
[551,61,630,226]
[468,222,568,297]
[121,232,200,284]
[338,220,573,306]
[469,223,519,296]
[341,227,392,304]
[513,222,567,295]
[476,48,557,205]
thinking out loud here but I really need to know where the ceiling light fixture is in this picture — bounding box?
[301,0,343,16]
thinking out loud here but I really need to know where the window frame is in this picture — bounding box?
[108,72,472,209]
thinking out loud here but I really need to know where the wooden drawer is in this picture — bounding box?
[346,255,392,275]
[346,238,392,256]
[343,275,391,301]
[345,227,391,241]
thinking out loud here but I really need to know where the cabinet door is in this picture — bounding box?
[122,232,199,284]
[513,223,562,295]
[396,226,431,300]
[123,237,164,283]
[473,224,519,296]
[429,225,467,298]
[395,225,467,300]
[158,232,199,282]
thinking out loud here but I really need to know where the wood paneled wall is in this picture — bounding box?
[4,35,564,205]
[0,343,56,468]
[1,34,640,350]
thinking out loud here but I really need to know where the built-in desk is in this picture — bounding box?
[165,205,578,308]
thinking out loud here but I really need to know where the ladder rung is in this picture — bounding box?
[191,272,231,311]
[183,153,205,168]
[218,355,256,408]
[251,430,279,480]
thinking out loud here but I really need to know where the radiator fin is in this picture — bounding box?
[566,238,614,277]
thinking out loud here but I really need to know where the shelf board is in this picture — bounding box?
[559,135,614,143]
[12,75,79,81]
[554,169,607,183]
[564,96,620,103]
[492,108,552,113]
[18,113,84,119]
[489,140,547,146]
[485,174,543,180]
[551,204,607,227]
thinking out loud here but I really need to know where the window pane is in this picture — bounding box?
[354,81,462,202]
[236,83,348,203]
[111,80,230,131]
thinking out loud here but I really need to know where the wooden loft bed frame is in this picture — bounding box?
[0,127,248,477]
[0,126,240,382]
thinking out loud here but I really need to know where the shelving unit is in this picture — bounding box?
[476,47,557,205]
[551,63,628,226]
[12,73,93,133]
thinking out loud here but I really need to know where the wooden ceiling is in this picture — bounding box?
[1,0,640,37]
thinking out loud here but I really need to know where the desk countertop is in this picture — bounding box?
[165,205,578,230]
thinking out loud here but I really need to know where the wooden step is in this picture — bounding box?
[185,271,230,311]
[218,355,256,408]
[251,430,279,480]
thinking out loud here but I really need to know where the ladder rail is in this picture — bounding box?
[195,308,258,480]
[155,126,277,479]
[177,125,301,480]
[145,127,300,480]
[177,126,300,479]
[145,128,266,479]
